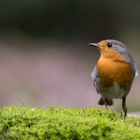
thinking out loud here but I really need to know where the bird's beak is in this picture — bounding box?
[89,43,99,47]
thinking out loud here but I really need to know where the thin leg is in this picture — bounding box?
[122,97,127,117]
[104,99,108,109]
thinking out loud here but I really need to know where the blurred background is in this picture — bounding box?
[0,0,140,112]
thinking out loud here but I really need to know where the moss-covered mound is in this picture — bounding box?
[0,106,140,140]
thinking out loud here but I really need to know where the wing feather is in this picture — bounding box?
[91,66,100,94]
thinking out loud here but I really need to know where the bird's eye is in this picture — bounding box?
[107,43,112,48]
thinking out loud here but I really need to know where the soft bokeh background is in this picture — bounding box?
[0,0,140,112]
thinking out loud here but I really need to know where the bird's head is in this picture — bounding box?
[89,39,129,61]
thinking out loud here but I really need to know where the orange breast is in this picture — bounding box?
[97,57,132,89]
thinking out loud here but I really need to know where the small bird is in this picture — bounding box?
[89,39,137,117]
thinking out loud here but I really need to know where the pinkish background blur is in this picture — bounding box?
[0,38,139,112]
[0,0,140,113]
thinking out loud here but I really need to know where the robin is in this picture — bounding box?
[89,39,137,117]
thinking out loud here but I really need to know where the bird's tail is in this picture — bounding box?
[98,97,113,106]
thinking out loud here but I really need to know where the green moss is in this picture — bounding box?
[0,106,140,140]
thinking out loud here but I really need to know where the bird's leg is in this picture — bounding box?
[122,97,127,117]
[104,98,108,110]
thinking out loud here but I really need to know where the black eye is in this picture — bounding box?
[107,43,112,48]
